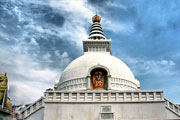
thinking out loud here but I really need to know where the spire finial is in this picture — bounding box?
[92,13,101,23]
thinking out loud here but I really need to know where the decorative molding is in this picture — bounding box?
[110,77,138,90]
[58,77,139,91]
[58,77,87,91]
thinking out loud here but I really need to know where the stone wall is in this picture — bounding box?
[44,102,166,120]
[18,90,180,120]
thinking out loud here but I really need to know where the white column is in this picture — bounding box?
[87,76,91,90]
[107,76,111,90]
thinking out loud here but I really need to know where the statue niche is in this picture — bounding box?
[90,68,107,90]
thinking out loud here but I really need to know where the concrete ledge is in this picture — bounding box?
[44,90,164,103]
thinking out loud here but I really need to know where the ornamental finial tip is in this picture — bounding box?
[92,14,101,23]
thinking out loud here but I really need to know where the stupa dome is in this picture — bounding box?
[57,14,140,91]
[57,52,140,91]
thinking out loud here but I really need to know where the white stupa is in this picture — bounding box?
[57,14,140,92]
[16,14,180,120]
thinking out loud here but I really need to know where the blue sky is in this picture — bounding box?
[0,0,179,104]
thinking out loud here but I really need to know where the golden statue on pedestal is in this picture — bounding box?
[93,71,105,89]
[0,73,12,110]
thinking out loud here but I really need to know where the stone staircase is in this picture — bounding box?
[165,98,180,117]
[18,97,44,119]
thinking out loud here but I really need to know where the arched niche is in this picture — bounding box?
[87,65,110,76]
[90,68,108,90]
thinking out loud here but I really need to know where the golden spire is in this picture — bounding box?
[92,13,101,23]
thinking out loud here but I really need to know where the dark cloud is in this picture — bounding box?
[0,0,82,104]
[87,0,110,6]
[28,3,65,27]
[44,10,65,27]
[0,0,80,70]
[34,34,81,69]
[0,1,22,40]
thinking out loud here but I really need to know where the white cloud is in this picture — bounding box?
[42,53,53,63]
[0,48,59,104]
[1,24,7,28]
[169,61,175,66]
[48,0,95,45]
[30,38,39,46]
[122,55,177,76]
[160,60,175,66]
[9,81,44,104]
[48,0,134,37]
[13,6,23,22]
[105,1,127,10]
[61,52,68,58]
[49,0,94,19]
[103,20,135,34]
[54,51,71,67]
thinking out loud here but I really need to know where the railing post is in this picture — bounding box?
[69,92,72,102]
[124,92,126,101]
[161,92,164,100]
[100,93,103,101]
[146,92,149,101]
[139,92,142,101]
[108,93,111,102]
[61,93,64,102]
[153,92,156,101]
[166,100,170,107]
[131,92,134,101]
[116,92,119,102]
[53,92,56,101]
[93,93,95,102]
[84,92,87,101]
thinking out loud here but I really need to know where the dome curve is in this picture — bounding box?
[57,14,140,91]
[57,53,139,91]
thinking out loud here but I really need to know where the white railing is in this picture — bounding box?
[17,90,180,119]
[18,97,44,119]
[44,90,164,103]
[165,98,180,116]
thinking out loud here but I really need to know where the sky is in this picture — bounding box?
[0,0,180,104]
